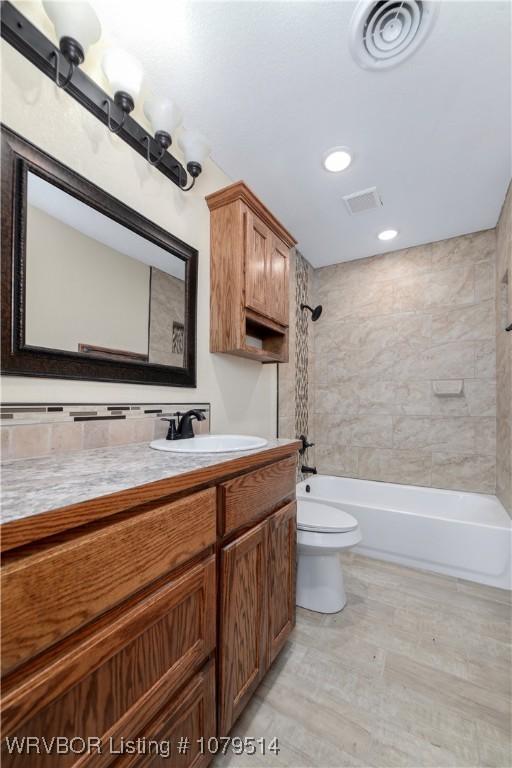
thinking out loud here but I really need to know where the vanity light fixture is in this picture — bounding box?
[377,229,398,241]
[102,48,143,133]
[143,96,182,166]
[1,1,209,191]
[323,147,352,173]
[42,0,101,88]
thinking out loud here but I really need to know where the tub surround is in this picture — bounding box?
[496,181,512,514]
[313,230,498,494]
[1,440,300,761]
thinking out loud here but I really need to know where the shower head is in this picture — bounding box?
[301,303,323,322]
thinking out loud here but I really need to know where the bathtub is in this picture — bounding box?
[296,476,512,590]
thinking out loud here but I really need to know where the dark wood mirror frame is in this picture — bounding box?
[1,125,198,387]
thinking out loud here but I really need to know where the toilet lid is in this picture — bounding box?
[297,500,359,533]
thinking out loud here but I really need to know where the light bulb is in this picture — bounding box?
[144,96,182,147]
[102,48,144,104]
[43,1,101,65]
[323,147,352,173]
[178,129,211,174]
[378,229,398,241]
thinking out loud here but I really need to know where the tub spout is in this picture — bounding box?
[301,465,317,475]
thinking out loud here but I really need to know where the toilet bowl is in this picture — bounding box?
[296,499,362,614]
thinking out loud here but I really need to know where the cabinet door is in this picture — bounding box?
[219,520,267,734]
[114,660,216,768]
[269,237,289,327]
[267,502,296,665]
[244,212,271,318]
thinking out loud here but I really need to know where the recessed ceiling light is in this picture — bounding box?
[323,147,352,173]
[378,229,398,241]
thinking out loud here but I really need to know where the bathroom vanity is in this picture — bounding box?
[0,439,299,766]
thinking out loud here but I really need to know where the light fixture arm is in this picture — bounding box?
[181,175,196,192]
[50,50,75,89]
[103,99,127,134]
[142,136,166,166]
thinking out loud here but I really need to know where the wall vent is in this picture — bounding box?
[349,0,439,71]
[343,187,382,215]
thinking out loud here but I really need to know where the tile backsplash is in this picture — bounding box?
[0,403,210,461]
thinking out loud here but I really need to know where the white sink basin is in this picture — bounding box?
[150,435,268,454]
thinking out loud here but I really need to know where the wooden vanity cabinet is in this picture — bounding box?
[0,446,299,765]
[207,181,296,363]
[218,456,297,734]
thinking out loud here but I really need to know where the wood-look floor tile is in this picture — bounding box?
[218,553,511,768]
[384,650,510,731]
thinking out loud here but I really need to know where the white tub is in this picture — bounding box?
[296,476,512,590]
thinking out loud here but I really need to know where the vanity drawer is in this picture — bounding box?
[219,455,296,536]
[1,558,216,767]
[112,659,216,768]
[1,488,216,675]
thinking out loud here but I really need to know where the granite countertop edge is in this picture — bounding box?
[1,438,300,527]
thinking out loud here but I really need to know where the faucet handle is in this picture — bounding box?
[160,417,178,441]
[299,434,315,455]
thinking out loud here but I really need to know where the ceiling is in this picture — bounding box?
[91,0,511,267]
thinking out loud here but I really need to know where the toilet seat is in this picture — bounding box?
[297,500,358,534]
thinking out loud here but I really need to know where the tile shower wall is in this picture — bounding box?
[313,231,498,494]
[0,403,210,461]
[496,182,512,514]
[278,249,315,478]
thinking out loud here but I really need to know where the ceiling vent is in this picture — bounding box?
[343,187,382,215]
[349,0,439,70]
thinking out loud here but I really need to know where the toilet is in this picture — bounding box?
[296,499,362,613]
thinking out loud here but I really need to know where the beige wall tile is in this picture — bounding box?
[50,422,83,453]
[316,445,359,477]
[11,424,51,459]
[495,181,512,513]
[352,413,393,448]
[358,448,432,486]
[476,418,497,456]
[431,230,495,271]
[428,265,475,308]
[475,260,496,302]
[431,379,496,418]
[1,427,12,460]
[83,420,110,449]
[432,453,496,494]
[431,300,494,344]
[133,418,155,443]
[394,381,431,416]
[108,419,136,446]
[429,417,475,453]
[474,339,496,379]
[313,229,499,495]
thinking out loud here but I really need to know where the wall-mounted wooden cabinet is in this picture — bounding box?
[207,182,297,363]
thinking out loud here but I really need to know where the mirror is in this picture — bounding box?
[1,125,198,387]
[26,173,186,368]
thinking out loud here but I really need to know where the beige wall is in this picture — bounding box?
[0,10,277,439]
[313,231,497,494]
[496,182,512,513]
[26,205,150,355]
